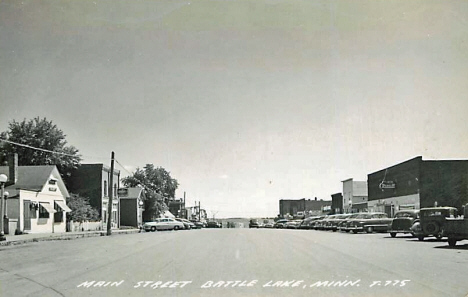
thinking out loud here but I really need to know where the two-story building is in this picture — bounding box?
[67,164,120,230]
[342,178,368,213]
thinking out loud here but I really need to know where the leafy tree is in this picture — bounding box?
[67,193,100,222]
[121,164,179,221]
[0,117,81,179]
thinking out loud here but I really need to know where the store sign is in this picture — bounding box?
[379,181,396,189]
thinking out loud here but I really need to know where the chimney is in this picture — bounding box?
[7,153,18,186]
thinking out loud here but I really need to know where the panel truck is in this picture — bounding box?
[444,204,468,247]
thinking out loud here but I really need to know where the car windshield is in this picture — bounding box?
[395,212,416,218]
[355,214,371,219]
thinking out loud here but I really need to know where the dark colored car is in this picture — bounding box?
[412,207,458,241]
[298,216,321,230]
[274,219,289,229]
[389,210,420,238]
[249,219,260,228]
[206,221,222,228]
[347,212,393,233]
[339,214,360,232]
[190,220,205,229]
[329,214,352,232]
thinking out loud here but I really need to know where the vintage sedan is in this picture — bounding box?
[389,210,420,238]
[328,214,352,232]
[347,213,393,233]
[175,218,196,230]
[274,219,289,229]
[412,206,458,241]
[143,218,185,232]
[284,220,302,229]
[206,221,222,228]
[339,214,360,232]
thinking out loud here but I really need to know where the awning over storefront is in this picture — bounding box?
[55,200,72,212]
[40,202,56,213]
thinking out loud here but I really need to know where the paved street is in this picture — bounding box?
[0,228,467,297]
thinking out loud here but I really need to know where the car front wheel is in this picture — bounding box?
[390,232,397,238]
[150,226,156,232]
[174,225,180,231]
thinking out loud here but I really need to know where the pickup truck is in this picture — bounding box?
[444,204,468,247]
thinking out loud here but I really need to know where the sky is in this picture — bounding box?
[1,0,467,218]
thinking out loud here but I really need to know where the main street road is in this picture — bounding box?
[1,228,467,297]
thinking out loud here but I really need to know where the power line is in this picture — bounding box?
[0,138,105,161]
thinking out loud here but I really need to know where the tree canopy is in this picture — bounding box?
[67,193,100,222]
[122,164,179,220]
[0,117,81,179]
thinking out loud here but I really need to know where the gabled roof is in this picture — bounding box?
[120,187,145,199]
[0,165,69,197]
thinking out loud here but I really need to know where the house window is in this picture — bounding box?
[104,181,108,196]
[39,204,50,219]
[103,210,107,223]
[113,184,117,197]
[54,202,64,222]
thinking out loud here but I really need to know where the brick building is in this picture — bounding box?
[368,156,468,217]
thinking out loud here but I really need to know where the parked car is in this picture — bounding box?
[347,213,392,233]
[274,219,289,228]
[206,221,222,228]
[143,218,185,232]
[263,222,275,228]
[444,204,468,246]
[339,214,360,232]
[285,220,302,229]
[190,220,205,229]
[175,218,195,230]
[309,216,326,230]
[315,215,334,231]
[298,216,318,230]
[389,210,420,238]
[249,219,260,228]
[329,214,352,232]
[412,207,458,241]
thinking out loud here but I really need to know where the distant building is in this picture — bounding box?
[168,199,184,218]
[342,178,368,213]
[279,198,332,217]
[67,164,120,230]
[331,193,343,214]
[368,156,468,217]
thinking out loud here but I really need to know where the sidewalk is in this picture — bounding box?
[0,228,140,246]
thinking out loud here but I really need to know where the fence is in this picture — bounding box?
[67,220,102,232]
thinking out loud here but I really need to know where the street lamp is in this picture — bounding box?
[4,191,9,219]
[0,173,7,241]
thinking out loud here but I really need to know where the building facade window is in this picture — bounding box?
[104,180,108,196]
[54,202,64,222]
[39,205,49,219]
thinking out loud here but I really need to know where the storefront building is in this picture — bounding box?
[368,156,468,217]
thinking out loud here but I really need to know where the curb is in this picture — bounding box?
[0,229,140,247]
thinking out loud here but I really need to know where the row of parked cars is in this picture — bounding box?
[143,218,220,231]
[266,206,466,246]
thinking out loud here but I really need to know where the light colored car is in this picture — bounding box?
[144,218,185,232]
[176,218,196,230]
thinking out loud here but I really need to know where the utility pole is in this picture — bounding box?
[107,151,115,236]
[183,192,186,219]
